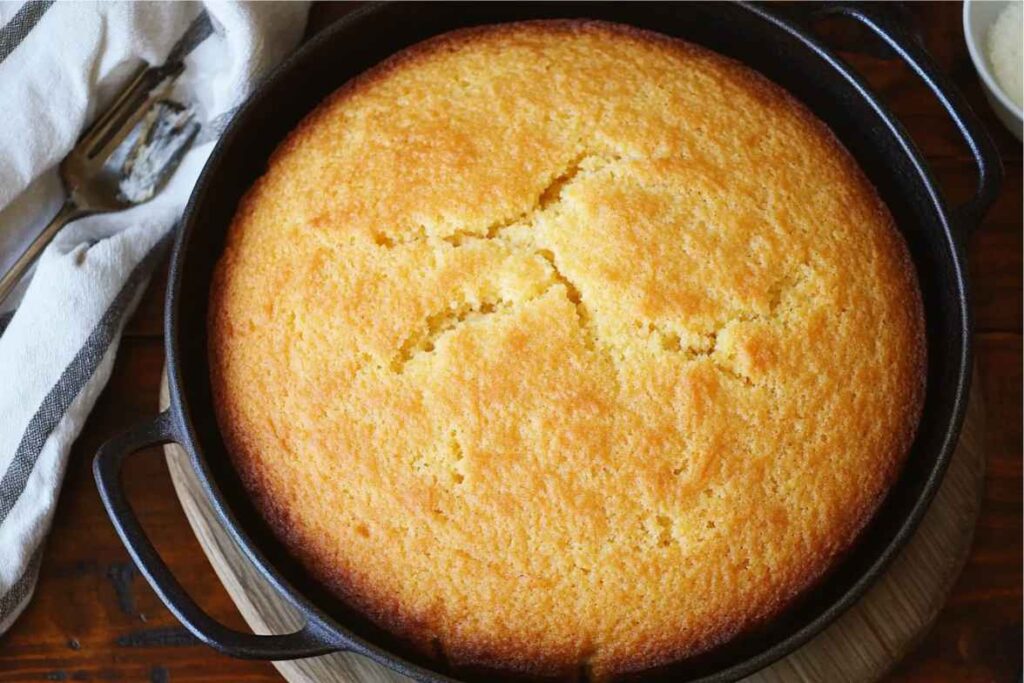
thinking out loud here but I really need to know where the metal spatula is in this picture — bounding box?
[0,62,199,306]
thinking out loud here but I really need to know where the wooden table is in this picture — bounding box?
[1,3,1019,681]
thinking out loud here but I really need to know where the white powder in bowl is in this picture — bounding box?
[987,2,1023,111]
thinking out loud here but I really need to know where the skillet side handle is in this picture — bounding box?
[94,410,341,660]
[815,3,1004,233]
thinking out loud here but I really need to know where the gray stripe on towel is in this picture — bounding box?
[0,0,55,65]
[0,233,171,527]
[165,9,214,66]
[0,543,44,621]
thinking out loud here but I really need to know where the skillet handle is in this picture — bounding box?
[94,410,341,660]
[813,3,1003,233]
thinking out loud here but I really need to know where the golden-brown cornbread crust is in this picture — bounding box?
[208,19,926,681]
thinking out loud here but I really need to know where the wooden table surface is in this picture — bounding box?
[1,3,1020,682]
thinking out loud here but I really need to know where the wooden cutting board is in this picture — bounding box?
[160,373,985,683]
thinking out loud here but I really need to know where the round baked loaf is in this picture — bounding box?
[209,20,925,680]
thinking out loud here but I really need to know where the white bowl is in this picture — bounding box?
[963,0,1024,141]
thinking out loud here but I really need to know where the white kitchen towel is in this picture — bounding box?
[0,0,310,635]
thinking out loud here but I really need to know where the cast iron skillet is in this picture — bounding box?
[94,3,1002,682]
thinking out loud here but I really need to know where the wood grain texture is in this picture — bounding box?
[157,374,986,683]
[0,2,1019,682]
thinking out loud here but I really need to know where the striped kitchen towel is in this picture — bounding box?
[0,1,309,635]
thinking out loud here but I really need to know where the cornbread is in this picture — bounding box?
[209,20,925,680]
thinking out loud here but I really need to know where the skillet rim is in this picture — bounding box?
[163,3,972,681]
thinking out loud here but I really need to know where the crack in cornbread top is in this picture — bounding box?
[208,19,925,681]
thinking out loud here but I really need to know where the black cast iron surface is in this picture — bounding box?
[95,3,1002,682]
